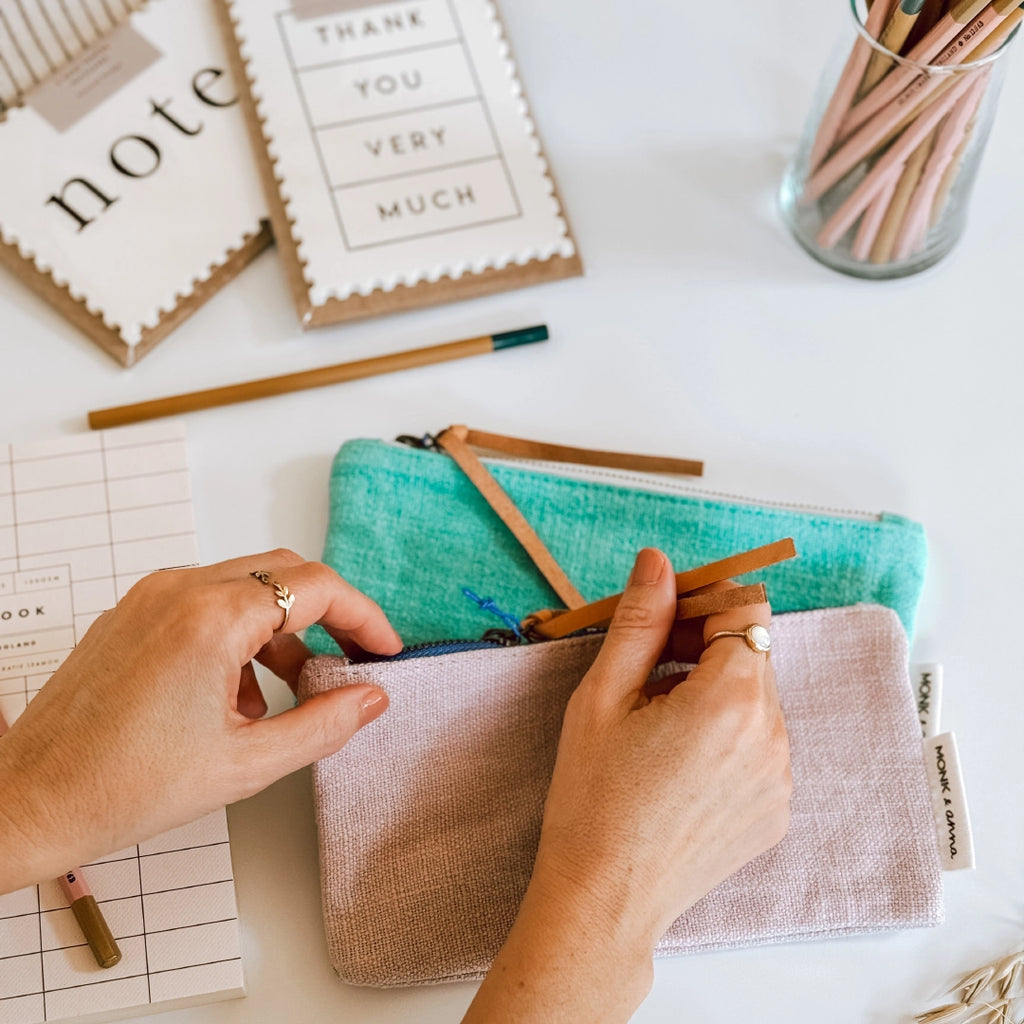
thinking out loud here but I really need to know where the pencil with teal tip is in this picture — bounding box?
[860,0,929,94]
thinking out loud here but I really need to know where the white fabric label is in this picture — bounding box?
[911,662,943,738]
[923,732,975,871]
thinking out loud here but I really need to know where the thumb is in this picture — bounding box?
[585,548,677,706]
[240,684,388,787]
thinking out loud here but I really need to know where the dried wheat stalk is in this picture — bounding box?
[915,950,1024,1024]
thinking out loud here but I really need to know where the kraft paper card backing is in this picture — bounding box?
[0,0,270,366]
[218,0,583,327]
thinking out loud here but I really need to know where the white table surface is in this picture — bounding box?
[3,0,1024,1021]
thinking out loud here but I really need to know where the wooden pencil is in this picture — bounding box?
[87,326,549,430]
[892,73,989,258]
[804,72,959,204]
[905,0,954,50]
[871,131,936,261]
[812,13,1015,246]
[861,0,929,95]
[804,2,1013,207]
[839,0,1009,139]
[852,174,901,260]
[815,72,974,248]
[928,5,1022,224]
[808,0,898,171]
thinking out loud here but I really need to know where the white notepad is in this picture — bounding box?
[221,0,581,325]
[0,422,245,1024]
[0,0,269,365]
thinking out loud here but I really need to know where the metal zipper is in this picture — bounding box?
[365,630,523,662]
[392,435,882,522]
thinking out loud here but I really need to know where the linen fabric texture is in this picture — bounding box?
[308,439,927,654]
[299,605,943,988]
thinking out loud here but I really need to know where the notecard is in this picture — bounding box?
[0,0,270,366]
[219,0,581,326]
[0,422,246,1024]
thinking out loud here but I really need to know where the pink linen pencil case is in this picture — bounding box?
[298,604,943,988]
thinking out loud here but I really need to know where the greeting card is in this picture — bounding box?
[219,0,581,326]
[0,0,270,365]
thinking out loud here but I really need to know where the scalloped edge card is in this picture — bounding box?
[217,0,581,327]
[0,0,271,366]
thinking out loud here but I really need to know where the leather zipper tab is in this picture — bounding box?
[454,425,703,478]
[524,541,796,640]
[436,426,587,610]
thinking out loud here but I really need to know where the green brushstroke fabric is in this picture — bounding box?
[309,439,927,651]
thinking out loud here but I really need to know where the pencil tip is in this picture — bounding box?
[490,325,549,350]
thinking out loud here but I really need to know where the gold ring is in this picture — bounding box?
[249,570,295,632]
[705,624,771,654]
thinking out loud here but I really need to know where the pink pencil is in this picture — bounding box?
[871,131,937,262]
[0,710,122,970]
[57,869,123,968]
[927,4,1023,225]
[851,172,902,259]
[838,0,1015,137]
[803,70,959,203]
[802,3,1010,206]
[815,71,975,248]
[861,0,930,96]
[808,0,898,171]
[892,73,989,259]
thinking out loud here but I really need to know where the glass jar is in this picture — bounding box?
[780,0,1019,279]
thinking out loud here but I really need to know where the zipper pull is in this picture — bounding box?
[446,424,703,477]
[523,540,796,640]
[462,588,525,641]
[437,428,587,610]
[395,433,440,451]
[480,628,525,647]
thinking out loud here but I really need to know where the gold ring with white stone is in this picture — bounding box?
[705,624,771,654]
[249,570,296,632]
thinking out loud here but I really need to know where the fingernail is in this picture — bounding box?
[629,548,664,586]
[358,688,388,723]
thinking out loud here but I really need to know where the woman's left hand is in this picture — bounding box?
[0,549,402,893]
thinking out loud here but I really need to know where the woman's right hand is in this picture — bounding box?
[536,548,792,944]
[465,548,792,1024]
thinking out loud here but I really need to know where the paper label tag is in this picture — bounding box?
[923,732,975,871]
[292,0,399,21]
[0,565,75,727]
[911,662,943,738]
[27,23,162,133]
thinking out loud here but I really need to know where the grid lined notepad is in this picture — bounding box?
[0,422,245,1024]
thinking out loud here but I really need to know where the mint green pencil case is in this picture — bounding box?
[309,432,927,650]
